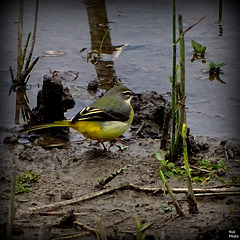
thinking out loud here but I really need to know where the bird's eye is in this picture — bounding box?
[123,91,133,99]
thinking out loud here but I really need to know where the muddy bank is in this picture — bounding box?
[1,135,240,240]
[1,81,240,240]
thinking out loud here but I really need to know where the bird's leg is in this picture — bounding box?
[115,138,125,144]
[108,140,117,151]
[108,138,125,151]
[100,142,108,153]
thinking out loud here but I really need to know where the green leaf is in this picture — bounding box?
[217,160,224,167]
[15,170,40,194]
[117,145,128,151]
[217,160,227,170]
[161,203,171,212]
[155,149,166,162]
[165,171,174,178]
[208,61,226,71]
[141,222,152,232]
[215,60,226,68]
[217,177,226,184]
[209,61,216,69]
[191,40,201,51]
[167,162,175,169]
[202,46,207,52]
[191,40,206,54]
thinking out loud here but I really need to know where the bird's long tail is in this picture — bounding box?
[27,120,71,133]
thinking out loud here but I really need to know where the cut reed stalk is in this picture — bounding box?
[159,170,184,216]
[178,14,186,131]
[182,123,199,214]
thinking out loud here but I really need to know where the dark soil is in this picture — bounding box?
[0,80,240,240]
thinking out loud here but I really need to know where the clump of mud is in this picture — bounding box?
[30,75,75,126]
[131,91,171,139]
[29,75,75,136]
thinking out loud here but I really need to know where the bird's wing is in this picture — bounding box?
[70,106,129,123]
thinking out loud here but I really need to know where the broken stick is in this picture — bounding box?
[28,183,240,213]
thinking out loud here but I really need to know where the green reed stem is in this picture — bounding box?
[182,123,199,214]
[178,14,186,128]
[173,14,186,152]
[159,170,184,216]
[170,0,177,162]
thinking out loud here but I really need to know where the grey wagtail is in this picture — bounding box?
[28,85,135,151]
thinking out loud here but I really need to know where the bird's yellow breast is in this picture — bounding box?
[70,120,130,142]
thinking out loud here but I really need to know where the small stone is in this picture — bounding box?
[220,140,227,146]
[227,149,234,159]
[61,190,73,200]
[59,210,76,228]
[87,79,98,91]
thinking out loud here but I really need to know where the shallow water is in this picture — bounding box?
[0,0,239,140]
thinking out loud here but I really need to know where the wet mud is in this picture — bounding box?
[1,82,240,240]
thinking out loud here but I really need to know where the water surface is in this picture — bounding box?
[0,0,239,140]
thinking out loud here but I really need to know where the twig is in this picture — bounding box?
[183,16,206,36]
[176,15,206,44]
[74,221,97,235]
[54,231,91,240]
[160,213,181,227]
[136,123,145,136]
[105,216,130,229]
[28,185,127,213]
[28,183,240,213]
[195,192,240,197]
[190,166,211,173]
[39,211,65,216]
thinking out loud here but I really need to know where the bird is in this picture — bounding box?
[28,85,135,152]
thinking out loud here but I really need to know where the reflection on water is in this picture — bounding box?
[85,0,124,90]
[1,0,240,139]
[13,0,122,124]
[217,0,223,36]
[14,87,31,124]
